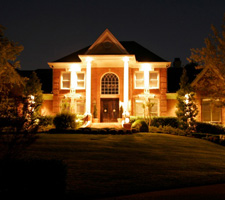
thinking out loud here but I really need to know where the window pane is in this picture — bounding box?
[149,72,158,88]
[135,102,144,116]
[77,73,84,80]
[77,81,84,88]
[136,80,144,88]
[212,104,221,122]
[63,81,70,88]
[136,72,144,79]
[150,73,158,80]
[63,73,70,81]
[77,102,85,114]
[101,73,119,94]
[202,101,211,121]
[150,80,158,88]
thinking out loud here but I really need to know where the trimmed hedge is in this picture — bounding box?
[131,119,149,132]
[53,112,76,130]
[151,117,180,128]
[195,122,225,135]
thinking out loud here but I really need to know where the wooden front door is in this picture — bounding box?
[100,98,119,122]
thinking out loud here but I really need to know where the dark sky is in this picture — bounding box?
[1,0,224,70]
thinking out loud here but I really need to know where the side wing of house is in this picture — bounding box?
[191,66,225,124]
[48,29,171,123]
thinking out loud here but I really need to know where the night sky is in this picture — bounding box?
[1,0,225,70]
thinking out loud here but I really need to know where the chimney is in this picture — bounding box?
[173,58,182,68]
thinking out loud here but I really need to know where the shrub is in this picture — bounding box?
[195,122,225,135]
[151,117,180,128]
[53,113,76,130]
[38,115,54,127]
[162,126,186,136]
[131,119,148,132]
[148,126,163,133]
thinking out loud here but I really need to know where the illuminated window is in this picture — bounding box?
[101,73,119,94]
[60,98,85,114]
[149,72,159,89]
[135,72,144,88]
[61,72,71,89]
[135,99,158,117]
[202,99,221,122]
[76,72,85,89]
[76,101,85,114]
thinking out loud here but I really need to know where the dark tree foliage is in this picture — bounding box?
[176,68,198,131]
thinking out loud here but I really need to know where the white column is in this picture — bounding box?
[85,57,92,115]
[123,57,129,115]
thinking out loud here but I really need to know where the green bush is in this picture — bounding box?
[53,113,76,130]
[131,119,149,132]
[148,126,163,133]
[162,126,186,136]
[195,122,225,135]
[151,117,180,128]
[39,116,54,126]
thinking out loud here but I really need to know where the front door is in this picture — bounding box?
[100,98,119,122]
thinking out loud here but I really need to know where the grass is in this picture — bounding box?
[20,133,225,199]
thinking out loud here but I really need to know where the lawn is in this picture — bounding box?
[21,133,225,199]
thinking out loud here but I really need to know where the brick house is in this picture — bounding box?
[39,28,224,125]
[47,29,171,123]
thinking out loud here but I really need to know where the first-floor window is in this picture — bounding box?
[202,99,221,122]
[60,98,85,114]
[134,98,158,117]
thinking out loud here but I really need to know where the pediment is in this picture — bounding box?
[85,29,128,55]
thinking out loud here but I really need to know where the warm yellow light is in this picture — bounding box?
[140,63,153,71]
[85,57,92,116]
[69,64,81,72]
[125,117,130,123]
[123,57,129,114]
[86,57,93,62]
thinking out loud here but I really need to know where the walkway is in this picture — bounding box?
[90,123,123,129]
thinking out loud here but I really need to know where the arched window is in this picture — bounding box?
[101,73,119,94]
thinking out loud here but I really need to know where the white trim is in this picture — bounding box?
[149,71,159,89]
[76,72,86,90]
[100,72,120,95]
[61,71,71,90]
[134,71,145,89]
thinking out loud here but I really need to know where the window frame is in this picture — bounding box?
[101,73,119,95]
[134,98,159,117]
[134,71,145,89]
[149,71,159,89]
[202,99,222,123]
[76,72,85,90]
[61,71,71,90]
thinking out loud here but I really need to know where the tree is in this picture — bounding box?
[0,25,24,118]
[23,72,43,131]
[176,68,198,131]
[188,14,225,104]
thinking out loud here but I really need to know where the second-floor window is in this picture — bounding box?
[61,72,71,89]
[134,72,144,88]
[61,71,85,90]
[134,71,159,89]
[76,72,85,89]
[149,72,159,89]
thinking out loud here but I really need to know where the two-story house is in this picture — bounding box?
[47,29,171,123]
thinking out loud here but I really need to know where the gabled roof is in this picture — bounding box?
[85,29,128,55]
[53,28,167,63]
[53,41,167,63]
